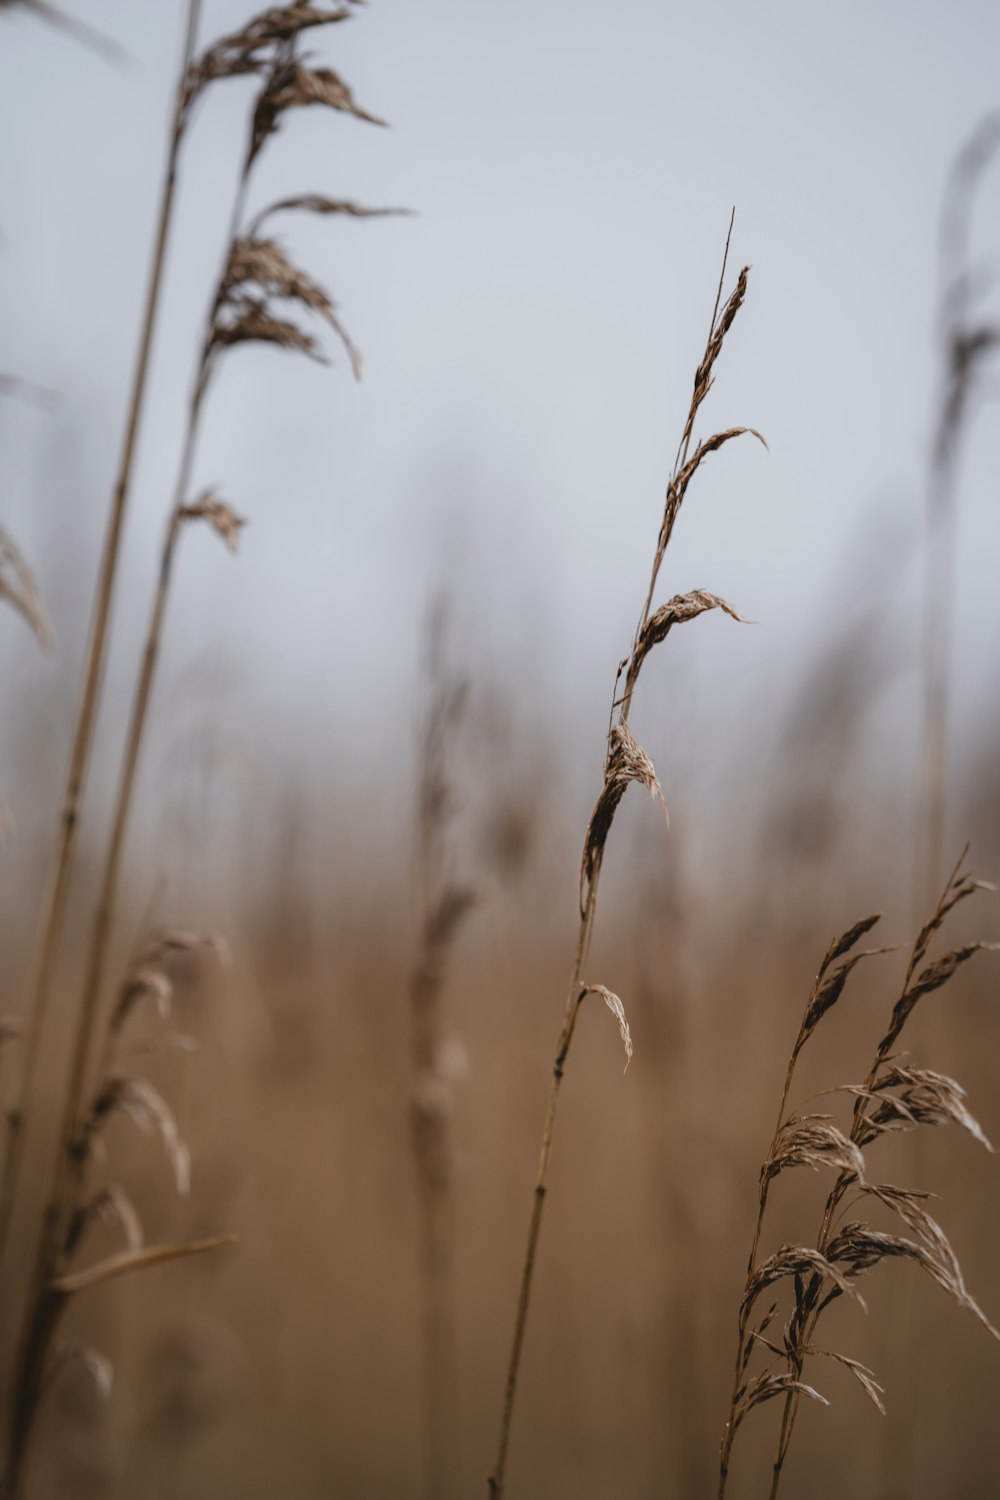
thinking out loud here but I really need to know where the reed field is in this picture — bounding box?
[1,3,999,1497]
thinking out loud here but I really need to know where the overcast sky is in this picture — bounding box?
[1,0,998,880]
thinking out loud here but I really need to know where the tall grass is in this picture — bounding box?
[917,114,1000,908]
[718,853,998,1498]
[410,598,478,1500]
[488,218,766,1496]
[0,0,202,1284]
[1,3,403,1491]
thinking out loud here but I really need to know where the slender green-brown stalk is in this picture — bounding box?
[489,220,763,1497]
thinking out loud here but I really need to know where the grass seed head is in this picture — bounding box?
[581,724,666,915]
[579,984,633,1072]
[81,1075,191,1197]
[179,491,248,553]
[210,236,361,376]
[182,2,360,118]
[248,56,386,167]
[764,1116,865,1186]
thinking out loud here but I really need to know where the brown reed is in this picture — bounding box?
[917,114,1000,909]
[410,598,478,1500]
[4,2,402,1489]
[488,215,765,1497]
[0,0,204,1285]
[41,7,399,1234]
[2,930,235,1495]
[717,851,998,1499]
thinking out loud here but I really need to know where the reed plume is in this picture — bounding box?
[2,932,235,1495]
[0,0,203,1282]
[717,851,998,1499]
[488,216,765,1497]
[3,2,402,1488]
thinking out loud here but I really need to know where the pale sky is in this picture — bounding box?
[1,0,998,880]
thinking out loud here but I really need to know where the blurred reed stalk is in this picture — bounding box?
[489,218,765,1497]
[0,526,52,657]
[3,930,236,1496]
[917,114,1000,911]
[717,855,998,1500]
[3,3,401,1489]
[44,6,397,1259]
[0,0,124,62]
[0,525,52,863]
[632,834,710,1496]
[0,0,203,1283]
[409,599,477,1500]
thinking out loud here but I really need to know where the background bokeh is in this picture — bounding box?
[1,2,999,1496]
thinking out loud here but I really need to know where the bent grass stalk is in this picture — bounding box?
[0,0,203,1284]
[489,217,765,1497]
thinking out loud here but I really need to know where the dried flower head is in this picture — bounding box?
[182,1,360,120]
[580,724,666,914]
[579,984,633,1072]
[763,1115,866,1187]
[179,491,247,553]
[80,1075,191,1196]
[208,235,361,377]
[625,588,747,704]
[248,55,386,167]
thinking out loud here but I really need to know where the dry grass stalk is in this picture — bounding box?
[5,5,397,1487]
[918,114,1000,908]
[0,525,52,653]
[409,599,477,1500]
[41,9,397,1194]
[0,0,205,1284]
[13,0,393,1319]
[489,216,763,1497]
[2,933,233,1495]
[717,852,998,1499]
